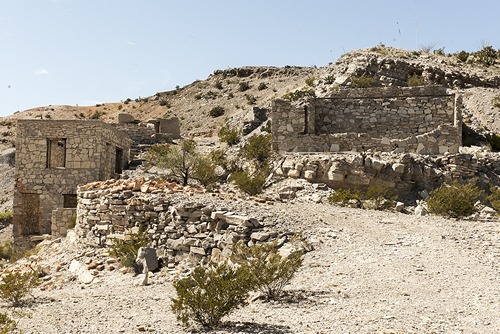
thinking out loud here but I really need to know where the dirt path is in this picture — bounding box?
[4,203,499,334]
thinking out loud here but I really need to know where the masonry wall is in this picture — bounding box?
[272,86,461,155]
[13,120,131,249]
[76,179,276,266]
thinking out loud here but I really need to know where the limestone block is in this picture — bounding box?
[304,170,315,180]
[392,163,405,174]
[330,143,340,152]
[288,169,301,178]
[439,146,449,154]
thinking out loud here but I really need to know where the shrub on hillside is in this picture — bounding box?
[350,75,374,88]
[171,262,252,328]
[487,187,500,212]
[282,88,315,102]
[0,312,16,333]
[456,50,470,62]
[239,134,272,166]
[0,271,40,307]
[328,188,361,206]
[231,241,304,300]
[407,73,424,87]
[230,170,267,196]
[474,45,498,66]
[238,82,250,92]
[427,180,482,218]
[257,82,268,91]
[218,124,240,146]
[209,106,225,118]
[192,155,219,189]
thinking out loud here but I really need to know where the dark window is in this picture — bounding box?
[63,194,77,208]
[115,147,123,174]
[47,138,66,168]
[22,193,40,235]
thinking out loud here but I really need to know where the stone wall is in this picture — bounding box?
[51,208,76,238]
[76,179,278,266]
[275,151,500,198]
[13,120,132,249]
[272,86,462,155]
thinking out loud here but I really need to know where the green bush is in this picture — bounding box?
[0,211,12,223]
[0,312,16,333]
[487,187,500,211]
[171,262,252,328]
[209,106,225,118]
[257,82,267,90]
[218,124,240,146]
[493,96,500,109]
[456,50,470,62]
[282,88,316,102]
[328,188,361,206]
[305,76,316,87]
[192,155,219,189]
[485,133,500,151]
[231,170,267,196]
[239,134,272,166]
[427,180,483,218]
[238,82,250,92]
[214,81,223,89]
[109,229,149,268]
[351,75,374,88]
[0,271,40,307]
[0,240,14,261]
[474,45,498,66]
[231,241,303,300]
[407,73,424,87]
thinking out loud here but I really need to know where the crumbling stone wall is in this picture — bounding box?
[13,120,131,249]
[51,208,76,238]
[76,179,277,266]
[272,86,462,155]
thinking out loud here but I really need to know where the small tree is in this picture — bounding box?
[231,241,304,300]
[192,155,219,189]
[171,262,252,329]
[0,271,40,307]
[155,139,198,186]
[427,180,482,218]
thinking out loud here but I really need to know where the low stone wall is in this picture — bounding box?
[272,86,462,155]
[76,179,278,266]
[275,151,500,197]
[51,208,76,238]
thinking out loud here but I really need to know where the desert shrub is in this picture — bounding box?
[214,80,223,89]
[370,45,389,55]
[485,133,500,151]
[0,241,14,261]
[474,45,498,66]
[305,76,316,87]
[109,228,149,268]
[159,99,170,107]
[90,110,104,119]
[419,43,438,53]
[192,155,218,189]
[257,82,267,91]
[407,73,424,87]
[328,188,361,206]
[365,185,396,201]
[0,271,40,307]
[0,312,16,333]
[231,241,303,300]
[144,144,172,168]
[324,75,335,84]
[493,96,500,109]
[171,262,252,328]
[282,88,316,102]
[0,211,12,223]
[239,134,272,166]
[487,187,500,211]
[456,50,470,62]
[427,180,482,218]
[238,82,250,92]
[230,170,267,196]
[218,124,240,146]
[351,75,374,88]
[209,106,225,118]
[245,94,256,105]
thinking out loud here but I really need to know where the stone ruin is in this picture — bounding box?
[271,86,462,155]
[13,114,181,249]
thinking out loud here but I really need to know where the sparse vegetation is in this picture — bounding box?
[350,75,374,88]
[487,187,500,211]
[231,240,304,300]
[209,106,225,118]
[218,123,240,146]
[493,96,500,109]
[109,228,149,268]
[230,169,268,196]
[427,180,482,218]
[474,45,498,67]
[328,188,361,206]
[0,271,40,307]
[407,73,424,87]
[171,262,252,328]
[214,80,223,90]
[239,134,272,166]
[238,81,250,92]
[0,312,16,333]
[305,76,316,87]
[485,133,500,151]
[257,82,268,90]
[456,50,470,62]
[192,155,219,189]
[245,94,257,105]
[282,88,316,102]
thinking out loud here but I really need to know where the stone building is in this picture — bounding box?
[272,86,462,155]
[13,120,132,249]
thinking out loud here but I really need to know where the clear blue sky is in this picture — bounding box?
[1,0,498,117]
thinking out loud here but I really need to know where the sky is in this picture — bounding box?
[1,0,499,117]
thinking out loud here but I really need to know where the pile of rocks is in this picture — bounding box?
[76,178,282,268]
